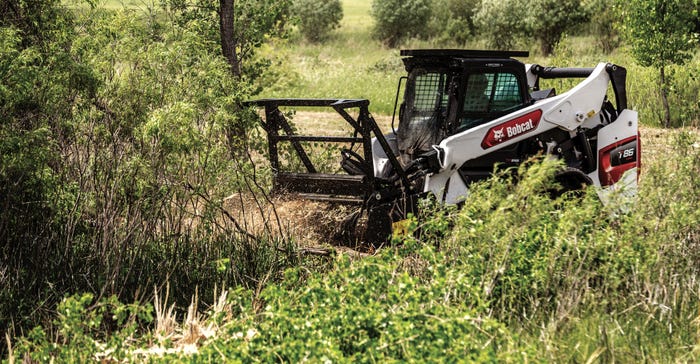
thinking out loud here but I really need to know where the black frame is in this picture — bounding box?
[244,98,409,203]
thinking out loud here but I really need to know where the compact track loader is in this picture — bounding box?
[247,50,641,242]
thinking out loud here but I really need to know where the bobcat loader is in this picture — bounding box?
[246,50,640,241]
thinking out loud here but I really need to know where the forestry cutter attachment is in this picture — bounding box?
[243,98,420,243]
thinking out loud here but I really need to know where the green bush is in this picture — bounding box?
[582,0,621,53]
[625,60,700,127]
[474,0,587,55]
[525,0,588,55]
[292,0,343,43]
[428,0,480,45]
[474,0,528,50]
[371,0,432,48]
[0,3,297,335]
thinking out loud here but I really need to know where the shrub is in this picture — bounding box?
[582,0,621,53]
[619,0,697,127]
[292,0,343,43]
[474,0,528,50]
[371,0,432,48]
[428,0,480,45]
[524,0,588,55]
[1,4,297,335]
[9,134,700,362]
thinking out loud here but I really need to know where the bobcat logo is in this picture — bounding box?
[493,128,505,141]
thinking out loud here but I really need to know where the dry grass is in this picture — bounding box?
[223,192,361,246]
[639,125,700,167]
[234,110,394,248]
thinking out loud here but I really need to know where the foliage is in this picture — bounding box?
[5,0,700,361]
[621,0,697,68]
[524,0,588,55]
[619,0,698,127]
[371,0,432,48]
[473,0,528,50]
[9,139,700,361]
[0,0,100,332]
[201,247,532,362]
[428,0,481,45]
[624,60,700,127]
[292,0,343,43]
[0,2,300,335]
[12,293,153,363]
[164,0,291,83]
[582,0,621,53]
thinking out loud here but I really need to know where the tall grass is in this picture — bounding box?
[9,129,700,362]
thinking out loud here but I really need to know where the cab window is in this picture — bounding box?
[458,72,524,131]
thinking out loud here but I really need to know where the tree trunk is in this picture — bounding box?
[660,66,671,128]
[219,0,241,77]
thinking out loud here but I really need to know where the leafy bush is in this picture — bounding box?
[625,60,700,127]
[292,0,343,42]
[10,246,535,362]
[9,132,700,362]
[619,0,698,127]
[475,0,587,55]
[1,3,299,335]
[428,0,480,45]
[474,0,528,50]
[371,0,432,48]
[524,0,588,55]
[582,0,621,53]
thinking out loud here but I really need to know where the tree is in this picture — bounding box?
[292,0,343,43]
[1,0,98,330]
[429,0,480,45]
[525,0,587,55]
[621,0,697,127]
[371,0,431,48]
[474,0,528,50]
[583,0,621,53]
[166,0,290,78]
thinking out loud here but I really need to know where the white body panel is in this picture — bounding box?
[419,63,628,204]
[591,109,639,202]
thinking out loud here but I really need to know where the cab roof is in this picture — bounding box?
[400,49,529,59]
[400,49,529,72]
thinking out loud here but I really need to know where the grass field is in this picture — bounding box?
[101,0,149,9]
[258,0,404,114]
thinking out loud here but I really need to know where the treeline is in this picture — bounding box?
[368,0,698,55]
[299,0,700,58]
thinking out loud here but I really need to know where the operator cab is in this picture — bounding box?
[396,49,531,163]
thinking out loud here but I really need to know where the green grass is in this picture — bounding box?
[11,145,700,362]
[259,0,404,115]
[101,0,149,9]
[62,0,154,10]
[7,2,700,362]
